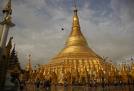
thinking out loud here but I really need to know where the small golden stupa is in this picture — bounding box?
[25,54,32,72]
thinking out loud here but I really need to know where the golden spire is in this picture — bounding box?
[66,0,88,47]
[50,0,101,64]
[28,54,32,70]
[57,0,96,55]
[25,54,32,72]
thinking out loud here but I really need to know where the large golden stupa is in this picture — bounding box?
[20,1,134,86]
[50,9,102,64]
[17,0,134,86]
[37,6,118,85]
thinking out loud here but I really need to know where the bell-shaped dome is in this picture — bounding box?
[50,9,102,64]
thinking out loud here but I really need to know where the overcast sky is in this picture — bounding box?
[0,0,134,67]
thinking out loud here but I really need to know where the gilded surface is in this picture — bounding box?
[22,6,134,86]
[50,9,101,64]
[25,55,32,72]
[34,9,116,85]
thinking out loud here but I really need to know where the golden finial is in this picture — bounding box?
[29,54,31,63]
[72,0,79,28]
[25,54,32,71]
[73,0,77,10]
[73,0,78,15]
[64,0,88,47]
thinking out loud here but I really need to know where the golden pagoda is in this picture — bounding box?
[39,0,117,85]
[25,54,32,72]
[19,0,134,86]
[50,8,101,64]
[118,63,129,83]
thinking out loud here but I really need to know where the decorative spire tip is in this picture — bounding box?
[73,0,77,11]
